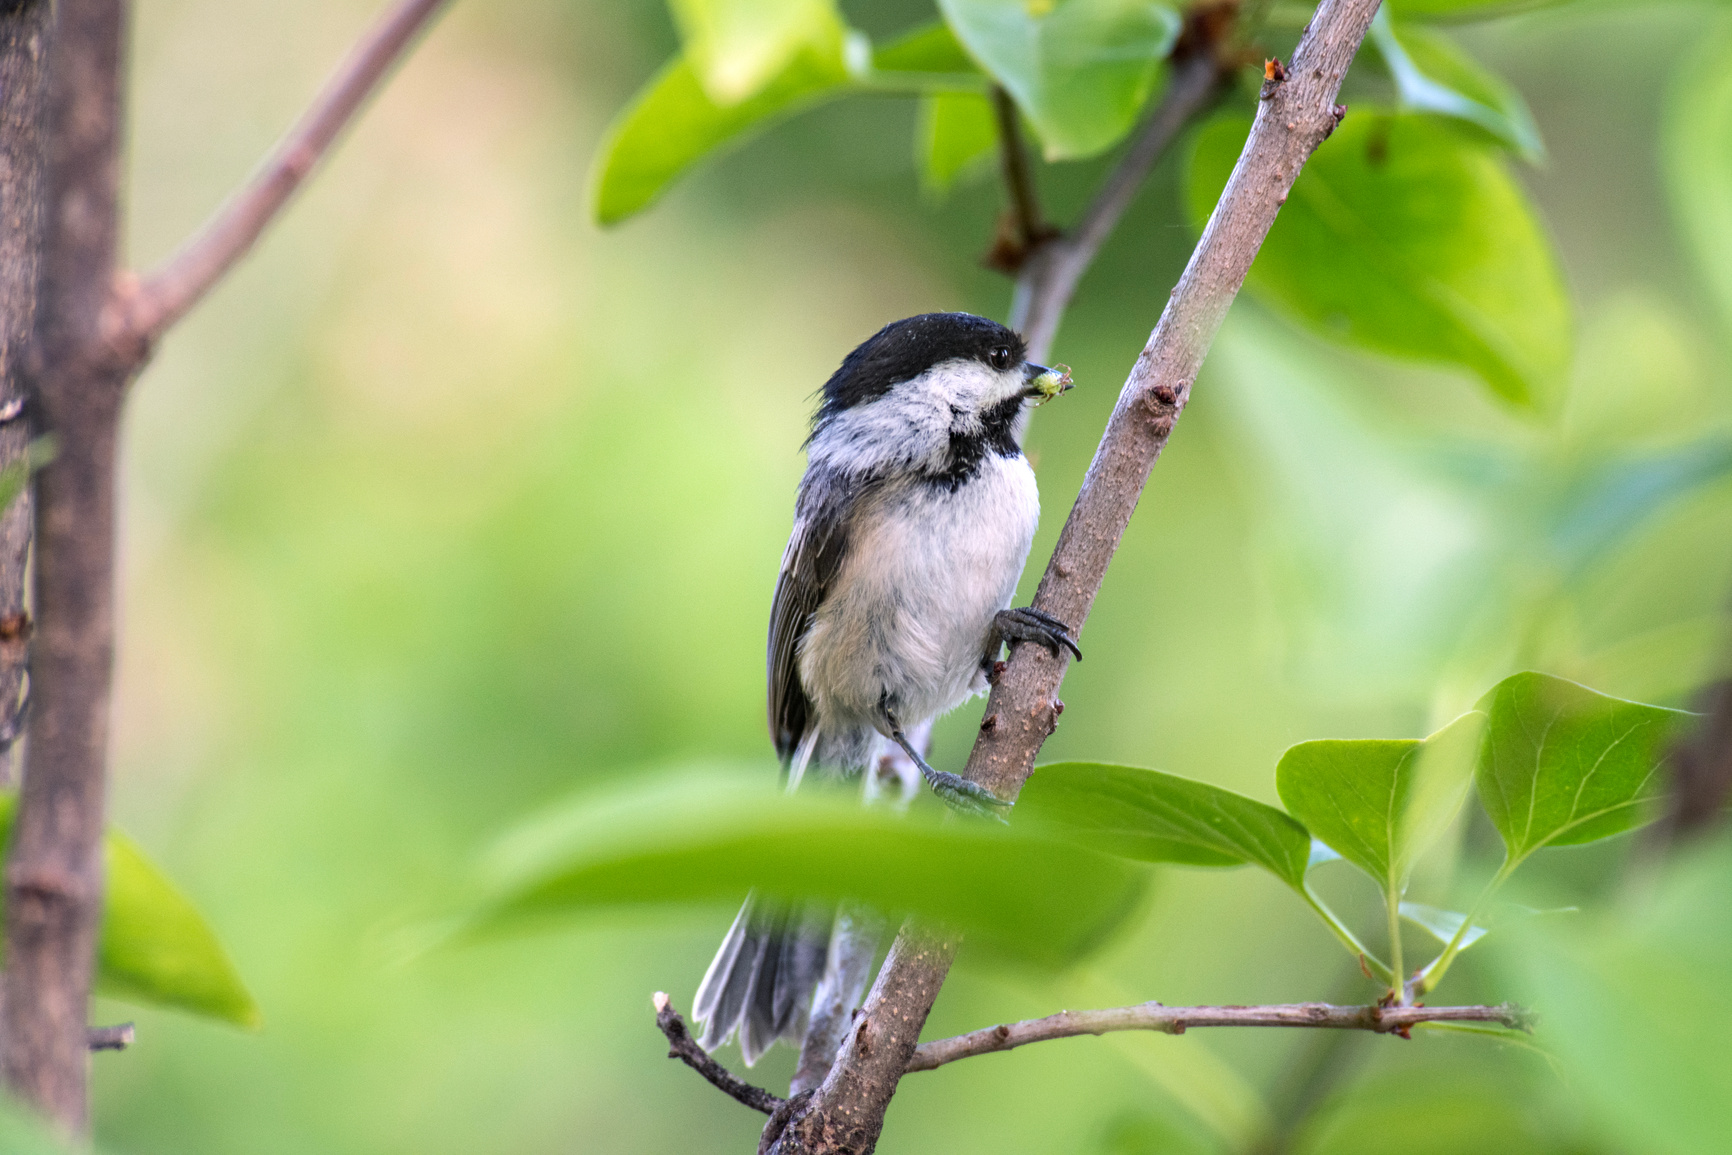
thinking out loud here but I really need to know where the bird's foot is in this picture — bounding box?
[994,607,1082,662]
[919,765,1010,821]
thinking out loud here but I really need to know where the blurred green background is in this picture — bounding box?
[87,0,1731,1151]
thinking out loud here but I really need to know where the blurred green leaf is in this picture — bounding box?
[668,0,849,104]
[1291,1068,1577,1155]
[0,1097,77,1155]
[1188,113,1571,407]
[1017,761,1313,887]
[465,768,1147,969]
[1503,837,1732,1155]
[1548,437,1732,576]
[1475,672,1686,865]
[1666,15,1732,331]
[873,19,979,76]
[1386,0,1576,22]
[1400,901,1486,950]
[920,91,999,194]
[0,795,261,1029]
[0,438,56,517]
[1276,711,1482,892]
[590,37,852,225]
[1371,10,1542,160]
[937,0,1179,160]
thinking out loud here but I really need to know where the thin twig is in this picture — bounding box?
[111,0,451,350]
[1012,48,1232,362]
[987,85,1055,271]
[1657,676,1732,844]
[766,4,1383,1151]
[906,1001,1532,1073]
[85,1024,134,1052]
[652,993,785,1116]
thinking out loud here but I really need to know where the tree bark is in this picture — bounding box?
[0,0,53,785]
[0,0,127,1131]
[0,0,449,1128]
[766,3,1384,1150]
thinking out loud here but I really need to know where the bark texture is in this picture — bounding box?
[0,0,448,1129]
[0,0,128,1130]
[0,0,52,783]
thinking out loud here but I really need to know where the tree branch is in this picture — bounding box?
[0,0,52,791]
[1656,676,1732,844]
[906,1001,1532,1073]
[1011,46,1233,363]
[109,0,450,352]
[0,0,128,1131]
[652,993,785,1117]
[1,0,450,1131]
[768,3,1382,1150]
[85,1023,133,1052]
[986,85,1056,273]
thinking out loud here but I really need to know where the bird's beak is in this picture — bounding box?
[1024,362,1074,405]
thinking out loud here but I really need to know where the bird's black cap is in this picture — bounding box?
[815,313,1026,425]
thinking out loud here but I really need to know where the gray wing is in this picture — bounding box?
[768,471,867,764]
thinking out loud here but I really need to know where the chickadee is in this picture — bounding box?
[694,312,1080,1067]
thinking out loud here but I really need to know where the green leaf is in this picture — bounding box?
[668,0,849,104]
[937,0,1180,160]
[0,1097,77,1155]
[1400,901,1486,951]
[1371,10,1542,160]
[0,438,56,517]
[1548,437,1732,576]
[920,91,999,194]
[1387,0,1573,18]
[874,20,979,76]
[1475,672,1686,865]
[1665,15,1732,330]
[1275,711,1483,892]
[0,795,261,1029]
[1016,761,1314,887]
[590,38,852,225]
[1500,837,1732,1155]
[465,768,1147,969]
[1187,113,1571,407]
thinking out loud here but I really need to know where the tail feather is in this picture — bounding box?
[694,895,832,1065]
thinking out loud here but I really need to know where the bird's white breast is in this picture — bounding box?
[799,454,1040,731]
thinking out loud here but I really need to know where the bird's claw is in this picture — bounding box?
[921,767,1010,822]
[994,607,1082,662]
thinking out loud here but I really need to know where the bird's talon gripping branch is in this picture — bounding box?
[922,768,1011,820]
[993,606,1082,662]
[887,718,1009,819]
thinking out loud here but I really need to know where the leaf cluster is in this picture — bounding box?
[592,0,1569,406]
[463,673,1684,1002]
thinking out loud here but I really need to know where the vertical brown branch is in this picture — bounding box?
[987,85,1054,272]
[0,0,447,1128]
[0,0,53,785]
[767,3,1382,1151]
[1011,47,1233,364]
[1657,677,1732,843]
[0,0,129,1131]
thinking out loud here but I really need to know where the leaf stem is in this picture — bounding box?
[1385,880,1407,1004]
[1301,885,1391,984]
[1415,859,1514,996]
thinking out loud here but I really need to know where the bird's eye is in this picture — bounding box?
[989,346,1014,371]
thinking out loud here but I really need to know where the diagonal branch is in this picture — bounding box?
[906,1001,1533,1073]
[652,993,785,1116]
[1012,46,1233,363]
[767,3,1384,1151]
[986,85,1057,272]
[109,0,451,352]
